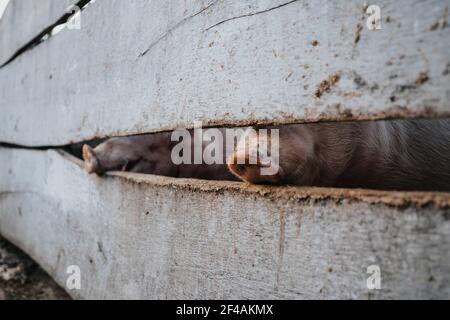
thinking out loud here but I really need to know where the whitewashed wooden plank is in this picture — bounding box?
[0,0,76,66]
[0,0,449,146]
[0,146,449,299]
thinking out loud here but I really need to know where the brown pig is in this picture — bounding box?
[83,119,450,191]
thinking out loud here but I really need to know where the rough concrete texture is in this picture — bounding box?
[0,235,70,300]
[0,147,449,299]
[0,0,74,65]
[0,0,449,146]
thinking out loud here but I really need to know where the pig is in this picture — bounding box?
[82,119,450,191]
[82,130,237,181]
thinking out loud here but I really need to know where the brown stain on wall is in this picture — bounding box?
[315,73,341,98]
[275,209,287,289]
[415,72,429,86]
[354,23,363,45]
[295,208,303,237]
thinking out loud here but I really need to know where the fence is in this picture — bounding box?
[0,0,449,299]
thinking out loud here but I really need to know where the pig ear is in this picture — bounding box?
[82,144,100,174]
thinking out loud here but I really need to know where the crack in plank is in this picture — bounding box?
[0,0,93,69]
[204,0,300,31]
[138,0,218,58]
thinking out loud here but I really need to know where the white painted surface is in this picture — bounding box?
[1,147,449,299]
[0,0,449,146]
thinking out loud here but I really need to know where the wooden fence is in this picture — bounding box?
[0,0,449,299]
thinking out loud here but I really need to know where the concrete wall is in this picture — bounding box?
[0,0,74,65]
[0,0,449,146]
[1,147,449,299]
[0,0,449,299]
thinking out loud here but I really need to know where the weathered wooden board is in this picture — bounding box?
[1,146,449,299]
[0,0,449,146]
[0,0,75,66]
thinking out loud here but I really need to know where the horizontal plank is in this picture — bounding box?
[0,0,449,146]
[0,0,75,66]
[0,146,449,299]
